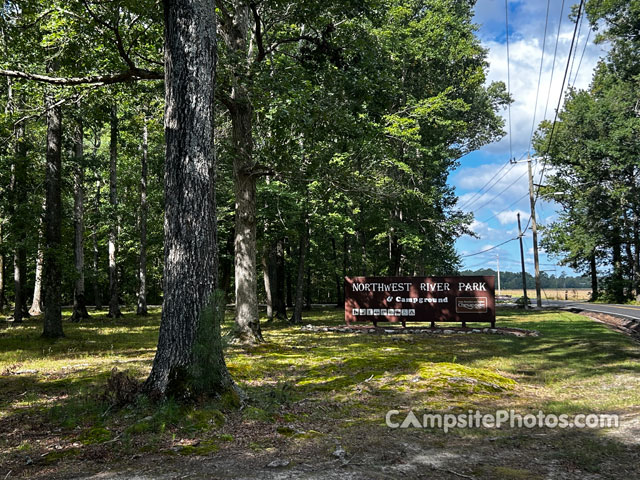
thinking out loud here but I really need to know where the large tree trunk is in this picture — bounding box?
[42,97,63,338]
[221,2,262,344]
[12,121,28,323]
[137,116,149,315]
[108,105,122,318]
[291,214,309,324]
[71,121,91,322]
[144,0,234,399]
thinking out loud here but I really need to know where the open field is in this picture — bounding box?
[1,307,639,479]
[499,288,593,301]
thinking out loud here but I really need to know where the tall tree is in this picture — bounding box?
[42,92,63,339]
[108,104,122,318]
[144,0,235,398]
[71,120,91,322]
[137,114,149,315]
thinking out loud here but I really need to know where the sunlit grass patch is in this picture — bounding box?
[1,305,640,476]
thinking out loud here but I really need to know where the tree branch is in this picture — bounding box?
[0,68,163,85]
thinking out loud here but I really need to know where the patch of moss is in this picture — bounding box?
[294,429,323,439]
[178,439,219,456]
[276,425,297,436]
[417,362,516,394]
[125,420,154,435]
[243,406,273,422]
[477,466,541,479]
[218,389,241,410]
[44,447,81,464]
[78,426,112,445]
[183,407,225,430]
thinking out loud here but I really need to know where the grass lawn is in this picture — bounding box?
[1,307,639,479]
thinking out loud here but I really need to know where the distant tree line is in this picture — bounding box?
[461,269,592,290]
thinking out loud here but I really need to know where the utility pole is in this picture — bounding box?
[511,156,542,308]
[517,213,529,309]
[496,254,501,297]
[527,156,542,307]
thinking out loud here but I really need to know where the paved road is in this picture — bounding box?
[541,300,640,321]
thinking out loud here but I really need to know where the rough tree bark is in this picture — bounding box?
[219,1,262,344]
[137,116,149,315]
[108,104,122,318]
[144,0,235,399]
[71,121,91,322]
[42,96,63,338]
[12,120,28,323]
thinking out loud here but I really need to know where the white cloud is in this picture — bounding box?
[473,0,607,157]
[496,209,528,226]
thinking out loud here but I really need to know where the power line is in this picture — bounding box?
[528,0,551,154]
[570,24,592,87]
[470,168,529,214]
[479,191,529,223]
[533,0,585,209]
[505,0,513,161]
[457,160,513,211]
[542,0,566,122]
[567,2,585,87]
[458,150,527,212]
[524,0,585,234]
[461,236,519,258]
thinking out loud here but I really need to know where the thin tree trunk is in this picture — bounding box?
[144,0,235,399]
[590,250,598,301]
[0,224,5,313]
[220,229,233,306]
[262,246,273,321]
[274,237,287,320]
[331,237,342,307]
[71,121,90,322]
[286,241,293,307]
[29,202,44,316]
[108,104,122,318]
[42,95,63,338]
[92,171,102,310]
[305,263,311,310]
[12,120,28,323]
[611,227,625,302]
[137,116,149,315]
[291,214,309,324]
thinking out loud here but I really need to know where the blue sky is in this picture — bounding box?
[451,0,609,276]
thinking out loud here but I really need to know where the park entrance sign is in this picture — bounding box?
[345,276,495,327]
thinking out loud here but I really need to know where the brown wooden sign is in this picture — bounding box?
[345,276,495,327]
